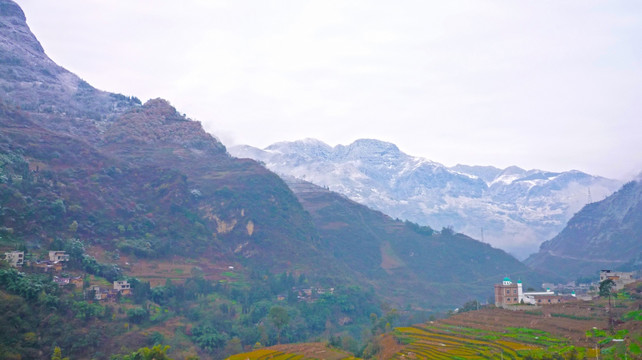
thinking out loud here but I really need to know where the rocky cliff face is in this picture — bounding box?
[525,180,642,279]
[230,139,622,259]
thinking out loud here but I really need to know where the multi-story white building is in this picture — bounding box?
[3,251,24,267]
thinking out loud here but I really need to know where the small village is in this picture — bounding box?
[493,270,637,309]
[3,249,343,306]
[3,250,132,301]
[6,248,636,311]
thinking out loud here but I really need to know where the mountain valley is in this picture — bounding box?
[1,1,640,359]
[230,139,622,259]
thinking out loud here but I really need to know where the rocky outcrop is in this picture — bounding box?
[101,98,226,155]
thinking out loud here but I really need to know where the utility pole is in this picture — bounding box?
[588,188,593,204]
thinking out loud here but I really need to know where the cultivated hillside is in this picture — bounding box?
[230,139,621,259]
[229,281,642,360]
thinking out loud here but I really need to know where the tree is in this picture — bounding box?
[68,220,78,233]
[223,337,243,357]
[600,278,617,311]
[127,307,149,324]
[51,347,69,360]
[599,279,615,298]
[599,278,619,330]
[269,306,290,344]
[459,299,481,313]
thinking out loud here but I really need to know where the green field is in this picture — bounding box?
[391,323,591,360]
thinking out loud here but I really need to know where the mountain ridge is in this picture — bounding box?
[230,139,622,258]
[525,179,642,279]
[283,176,546,307]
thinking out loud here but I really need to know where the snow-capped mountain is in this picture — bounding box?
[230,138,622,259]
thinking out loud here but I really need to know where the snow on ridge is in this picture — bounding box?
[450,170,480,181]
[229,138,623,258]
[492,173,521,185]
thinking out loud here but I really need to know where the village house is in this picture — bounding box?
[53,276,83,288]
[600,270,635,291]
[494,277,574,308]
[113,280,131,295]
[88,285,107,301]
[87,285,118,301]
[33,260,63,272]
[48,251,70,262]
[494,277,521,307]
[521,288,573,305]
[3,251,24,267]
[70,276,83,288]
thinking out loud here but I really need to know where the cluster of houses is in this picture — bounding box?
[3,250,70,272]
[3,250,132,302]
[494,270,637,309]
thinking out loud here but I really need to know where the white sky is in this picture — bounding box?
[14,1,642,180]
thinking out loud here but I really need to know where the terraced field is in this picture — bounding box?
[391,323,591,360]
[440,306,607,347]
[227,343,358,360]
[225,287,642,360]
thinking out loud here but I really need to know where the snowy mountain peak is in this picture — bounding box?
[229,139,623,259]
[266,138,332,154]
[343,138,400,153]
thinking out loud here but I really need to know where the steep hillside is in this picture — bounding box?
[286,178,547,308]
[230,139,621,259]
[525,180,642,280]
[0,0,335,276]
[0,0,554,309]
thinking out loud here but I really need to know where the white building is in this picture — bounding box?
[113,280,131,293]
[4,251,24,267]
[48,251,70,262]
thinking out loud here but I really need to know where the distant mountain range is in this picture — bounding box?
[230,139,622,259]
[525,179,642,280]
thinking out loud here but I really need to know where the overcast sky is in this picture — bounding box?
[15,1,642,180]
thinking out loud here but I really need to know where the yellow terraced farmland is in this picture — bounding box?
[392,323,586,360]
